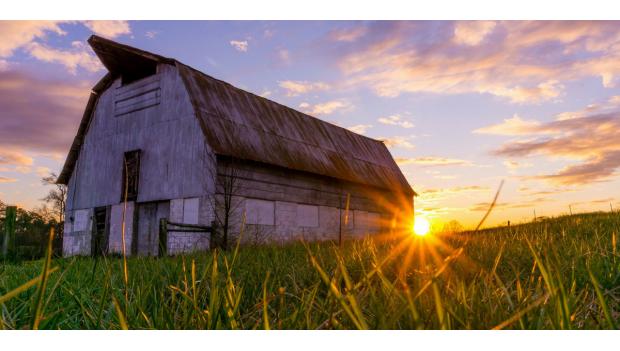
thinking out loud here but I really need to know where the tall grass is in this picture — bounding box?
[0,212,618,329]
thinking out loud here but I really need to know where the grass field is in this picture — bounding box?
[1,212,619,330]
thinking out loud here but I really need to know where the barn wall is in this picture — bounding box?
[63,63,217,256]
[63,208,93,256]
[167,197,212,254]
[108,202,135,255]
[215,158,413,244]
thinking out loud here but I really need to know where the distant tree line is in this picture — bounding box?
[0,172,65,260]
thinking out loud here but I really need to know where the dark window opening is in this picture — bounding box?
[91,206,109,257]
[121,63,157,86]
[122,150,141,202]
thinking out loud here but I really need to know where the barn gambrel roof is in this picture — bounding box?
[59,35,415,196]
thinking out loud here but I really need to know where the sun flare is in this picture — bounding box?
[413,216,431,236]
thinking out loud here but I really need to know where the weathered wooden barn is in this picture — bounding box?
[58,35,415,257]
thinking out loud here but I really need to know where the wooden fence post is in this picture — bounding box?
[2,206,17,260]
[159,218,168,257]
[209,220,218,249]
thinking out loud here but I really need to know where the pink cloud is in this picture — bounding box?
[453,21,496,46]
[25,42,102,74]
[331,21,620,103]
[481,97,620,185]
[0,70,91,157]
[0,21,66,57]
[396,156,471,167]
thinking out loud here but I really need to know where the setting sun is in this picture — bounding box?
[413,216,431,236]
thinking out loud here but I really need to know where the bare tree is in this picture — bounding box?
[41,172,67,223]
[213,156,242,250]
[33,204,56,222]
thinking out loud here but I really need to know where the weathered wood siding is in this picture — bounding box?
[65,64,216,211]
[215,157,413,244]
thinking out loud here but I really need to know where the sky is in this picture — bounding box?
[1,20,620,228]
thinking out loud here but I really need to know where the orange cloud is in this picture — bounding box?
[474,114,543,135]
[396,156,471,167]
[298,100,352,116]
[83,21,131,38]
[470,198,550,212]
[346,124,372,134]
[0,177,17,183]
[379,136,415,150]
[279,80,330,96]
[422,185,490,196]
[377,114,414,128]
[0,149,33,166]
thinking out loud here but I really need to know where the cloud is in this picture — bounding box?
[474,114,543,135]
[0,177,17,183]
[145,31,159,39]
[346,124,372,134]
[278,80,330,97]
[0,149,33,166]
[25,42,102,74]
[83,21,131,38]
[0,70,91,157]
[298,100,352,116]
[378,114,414,128]
[396,156,471,167]
[422,185,490,195]
[453,21,497,46]
[493,80,564,104]
[572,198,617,205]
[529,151,620,185]
[329,25,368,42]
[230,40,248,52]
[331,21,620,103]
[277,49,291,64]
[482,98,620,185]
[379,136,415,150]
[503,160,533,170]
[0,21,65,57]
[0,21,121,73]
[36,166,51,177]
[263,29,275,38]
[419,185,491,202]
[469,198,550,212]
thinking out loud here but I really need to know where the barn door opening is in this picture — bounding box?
[91,206,110,257]
[136,201,170,256]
